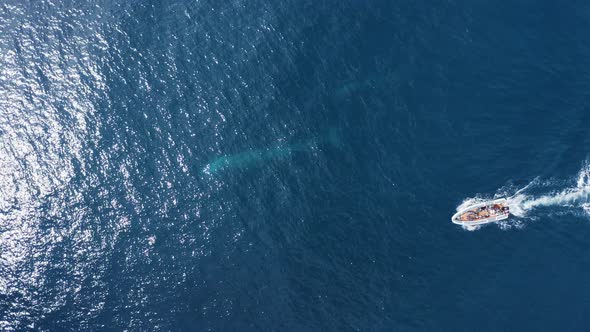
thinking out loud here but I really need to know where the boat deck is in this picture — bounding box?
[452,199,510,225]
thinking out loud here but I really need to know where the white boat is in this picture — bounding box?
[451,198,510,226]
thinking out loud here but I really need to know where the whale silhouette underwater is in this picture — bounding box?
[202,128,342,175]
[201,77,374,176]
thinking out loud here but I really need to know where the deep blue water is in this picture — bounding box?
[2,0,590,330]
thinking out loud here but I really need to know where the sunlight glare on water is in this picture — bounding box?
[0,2,107,329]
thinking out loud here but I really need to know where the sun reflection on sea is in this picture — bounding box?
[0,2,107,327]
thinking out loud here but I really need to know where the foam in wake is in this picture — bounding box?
[509,162,590,217]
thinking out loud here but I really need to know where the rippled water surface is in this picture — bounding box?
[3,0,590,330]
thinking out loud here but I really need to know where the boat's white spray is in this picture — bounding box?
[456,161,590,230]
[508,162,590,217]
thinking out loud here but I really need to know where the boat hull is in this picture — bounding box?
[452,198,510,226]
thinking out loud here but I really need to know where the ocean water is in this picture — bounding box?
[2,0,590,330]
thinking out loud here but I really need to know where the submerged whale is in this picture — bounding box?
[202,128,341,175]
[334,79,375,100]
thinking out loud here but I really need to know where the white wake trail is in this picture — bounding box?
[508,162,590,217]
